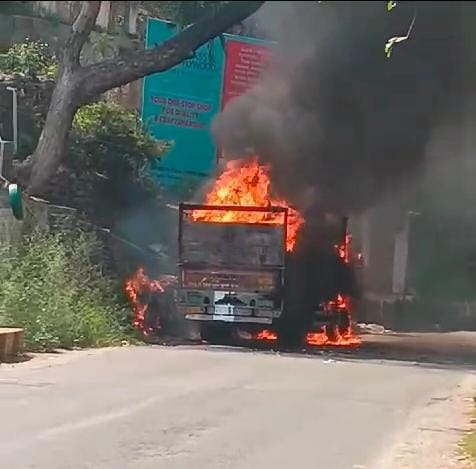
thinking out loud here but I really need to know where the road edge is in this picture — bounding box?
[374,373,476,469]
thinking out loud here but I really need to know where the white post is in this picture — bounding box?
[392,211,420,297]
[6,87,18,154]
[392,221,409,296]
[0,138,5,178]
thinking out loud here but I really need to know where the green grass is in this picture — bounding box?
[462,400,476,466]
[0,229,132,352]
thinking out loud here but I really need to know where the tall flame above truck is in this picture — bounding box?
[192,157,304,252]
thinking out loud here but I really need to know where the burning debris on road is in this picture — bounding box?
[255,329,278,341]
[305,295,361,347]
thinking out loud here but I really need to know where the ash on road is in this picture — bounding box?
[0,341,474,469]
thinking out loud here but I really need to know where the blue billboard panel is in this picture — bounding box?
[141,19,225,186]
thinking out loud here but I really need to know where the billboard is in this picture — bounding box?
[218,35,272,162]
[141,19,272,188]
[221,35,272,111]
[142,19,225,185]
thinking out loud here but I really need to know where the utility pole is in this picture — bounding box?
[6,87,18,154]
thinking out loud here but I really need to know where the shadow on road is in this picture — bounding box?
[0,353,34,365]
[150,331,476,372]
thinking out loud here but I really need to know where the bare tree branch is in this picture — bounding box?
[77,1,264,102]
[63,1,101,71]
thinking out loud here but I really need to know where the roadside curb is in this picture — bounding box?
[0,327,24,362]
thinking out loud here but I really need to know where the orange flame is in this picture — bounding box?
[331,293,348,311]
[335,234,352,264]
[124,267,165,335]
[255,329,278,341]
[254,296,361,347]
[306,295,361,347]
[252,324,361,347]
[306,327,361,347]
[192,158,304,252]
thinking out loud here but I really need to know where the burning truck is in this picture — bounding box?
[126,158,361,347]
[174,158,361,347]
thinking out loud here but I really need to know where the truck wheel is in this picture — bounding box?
[200,323,231,344]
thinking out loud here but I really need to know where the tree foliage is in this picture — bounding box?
[0,41,56,158]
[37,101,170,227]
[1,40,58,78]
[1,39,170,225]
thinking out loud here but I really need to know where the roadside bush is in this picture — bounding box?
[70,101,167,187]
[0,229,130,351]
[1,40,57,78]
[47,101,171,227]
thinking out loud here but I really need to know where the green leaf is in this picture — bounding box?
[387,1,397,12]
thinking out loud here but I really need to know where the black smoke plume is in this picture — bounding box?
[213,1,465,217]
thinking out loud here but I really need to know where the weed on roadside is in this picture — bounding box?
[0,230,131,351]
[461,398,476,467]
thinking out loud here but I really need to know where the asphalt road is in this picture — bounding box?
[0,344,472,469]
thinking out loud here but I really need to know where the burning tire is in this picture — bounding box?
[325,310,351,341]
[336,310,351,334]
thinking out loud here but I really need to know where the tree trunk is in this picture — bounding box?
[27,70,81,195]
[18,1,101,194]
